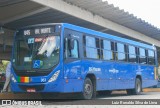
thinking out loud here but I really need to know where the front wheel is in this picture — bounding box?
[82,78,93,99]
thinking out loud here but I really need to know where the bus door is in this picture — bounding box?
[63,29,83,90]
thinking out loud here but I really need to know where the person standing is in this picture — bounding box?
[1,61,11,92]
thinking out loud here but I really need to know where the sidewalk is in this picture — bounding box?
[143,88,160,92]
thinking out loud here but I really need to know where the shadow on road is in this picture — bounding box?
[0,90,149,100]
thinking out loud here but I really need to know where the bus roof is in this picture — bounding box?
[62,23,155,50]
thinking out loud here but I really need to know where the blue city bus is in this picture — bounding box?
[11,23,158,99]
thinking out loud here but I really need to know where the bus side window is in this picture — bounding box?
[148,50,155,65]
[139,48,147,64]
[101,39,114,60]
[83,35,100,59]
[128,45,137,63]
[116,42,127,62]
[64,38,79,59]
[70,40,79,58]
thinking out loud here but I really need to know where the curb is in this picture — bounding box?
[143,88,160,92]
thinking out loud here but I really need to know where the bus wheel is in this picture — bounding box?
[82,78,93,99]
[134,78,142,95]
[127,78,141,95]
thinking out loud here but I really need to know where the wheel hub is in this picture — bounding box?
[85,84,91,95]
[137,82,141,93]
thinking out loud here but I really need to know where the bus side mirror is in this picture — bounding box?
[68,39,74,50]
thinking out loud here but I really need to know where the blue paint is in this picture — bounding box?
[11,23,158,94]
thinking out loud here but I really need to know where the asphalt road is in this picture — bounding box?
[40,91,160,105]
[1,91,160,108]
[0,90,160,99]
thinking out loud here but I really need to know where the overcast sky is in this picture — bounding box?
[103,0,160,29]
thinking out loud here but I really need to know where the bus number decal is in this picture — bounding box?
[28,38,35,44]
[24,30,30,35]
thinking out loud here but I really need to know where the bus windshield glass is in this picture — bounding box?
[12,26,61,70]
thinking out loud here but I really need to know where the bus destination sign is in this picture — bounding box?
[23,27,54,36]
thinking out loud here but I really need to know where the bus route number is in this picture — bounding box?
[24,30,31,36]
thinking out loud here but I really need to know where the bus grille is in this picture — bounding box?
[18,85,45,92]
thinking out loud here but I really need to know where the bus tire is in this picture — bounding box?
[82,78,93,99]
[133,78,142,95]
[127,78,141,95]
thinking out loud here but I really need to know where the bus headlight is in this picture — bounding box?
[11,74,17,82]
[48,70,60,82]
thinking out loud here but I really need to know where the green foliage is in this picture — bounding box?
[0,63,7,73]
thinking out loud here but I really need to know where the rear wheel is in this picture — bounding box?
[82,78,93,99]
[134,78,142,95]
[127,78,141,95]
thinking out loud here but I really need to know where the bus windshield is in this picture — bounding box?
[12,35,60,70]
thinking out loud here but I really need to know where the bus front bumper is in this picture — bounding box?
[11,79,83,93]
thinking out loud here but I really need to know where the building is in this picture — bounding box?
[0,0,160,64]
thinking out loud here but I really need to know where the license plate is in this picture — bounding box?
[27,88,36,92]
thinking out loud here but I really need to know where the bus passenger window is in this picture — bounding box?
[70,40,79,58]
[64,38,79,59]
[128,45,137,63]
[101,50,113,60]
[83,35,100,59]
[116,43,127,61]
[148,50,155,65]
[101,40,113,60]
[139,48,147,64]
